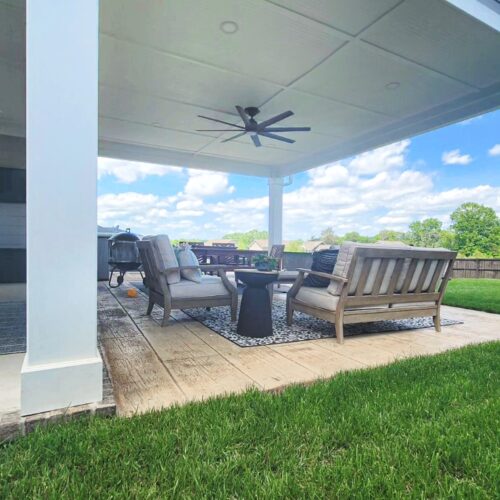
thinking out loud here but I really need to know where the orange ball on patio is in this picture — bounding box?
[127,288,138,298]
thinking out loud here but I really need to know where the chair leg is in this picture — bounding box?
[161,301,171,327]
[433,307,441,333]
[230,299,237,322]
[335,311,344,344]
[286,301,294,326]
[146,296,154,315]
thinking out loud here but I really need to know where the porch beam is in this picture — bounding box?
[268,177,284,247]
[22,0,102,415]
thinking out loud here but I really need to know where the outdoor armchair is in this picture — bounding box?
[137,236,237,327]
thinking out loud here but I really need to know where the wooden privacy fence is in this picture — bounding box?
[452,259,500,279]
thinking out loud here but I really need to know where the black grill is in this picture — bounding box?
[108,230,143,288]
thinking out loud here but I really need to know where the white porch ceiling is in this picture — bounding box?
[1,0,499,177]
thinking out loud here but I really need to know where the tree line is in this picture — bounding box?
[314,203,500,258]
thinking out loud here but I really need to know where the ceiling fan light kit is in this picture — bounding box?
[196,105,311,147]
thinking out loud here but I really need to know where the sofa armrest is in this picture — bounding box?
[296,268,348,283]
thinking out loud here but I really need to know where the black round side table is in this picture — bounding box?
[235,269,278,338]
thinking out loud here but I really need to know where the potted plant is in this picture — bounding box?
[253,254,278,271]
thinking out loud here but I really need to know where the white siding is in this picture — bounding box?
[0,202,26,248]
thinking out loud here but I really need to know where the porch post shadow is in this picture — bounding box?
[21,0,102,415]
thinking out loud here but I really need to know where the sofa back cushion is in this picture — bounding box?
[303,249,339,288]
[143,235,181,285]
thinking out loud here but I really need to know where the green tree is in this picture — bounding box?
[320,227,343,245]
[285,240,304,252]
[450,203,500,257]
[343,231,374,243]
[222,229,268,250]
[374,230,406,242]
[406,218,443,248]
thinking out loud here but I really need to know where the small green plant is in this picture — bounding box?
[253,254,278,270]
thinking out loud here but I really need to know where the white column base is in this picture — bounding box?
[21,355,103,416]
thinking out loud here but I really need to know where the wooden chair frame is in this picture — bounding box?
[287,247,456,343]
[137,240,238,327]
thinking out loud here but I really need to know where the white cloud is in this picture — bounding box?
[441,149,472,165]
[488,144,500,156]
[184,169,235,197]
[348,140,409,175]
[98,158,183,184]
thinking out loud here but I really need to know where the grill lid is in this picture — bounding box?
[108,230,140,242]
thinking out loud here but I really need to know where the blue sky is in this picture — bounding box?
[98,109,500,240]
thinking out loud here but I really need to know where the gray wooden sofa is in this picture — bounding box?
[137,236,237,327]
[287,243,456,343]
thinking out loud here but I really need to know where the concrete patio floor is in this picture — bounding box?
[2,279,499,425]
[98,279,500,417]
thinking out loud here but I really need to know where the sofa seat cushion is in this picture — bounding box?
[296,287,339,311]
[169,275,229,299]
[295,287,389,312]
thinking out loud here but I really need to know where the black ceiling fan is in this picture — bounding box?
[196,106,311,147]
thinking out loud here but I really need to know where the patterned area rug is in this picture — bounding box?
[184,298,462,348]
[0,302,26,355]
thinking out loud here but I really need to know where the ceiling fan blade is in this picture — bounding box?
[235,105,251,128]
[196,129,245,132]
[197,115,244,129]
[221,131,247,143]
[263,126,311,132]
[251,134,262,147]
[259,131,295,144]
[257,110,294,129]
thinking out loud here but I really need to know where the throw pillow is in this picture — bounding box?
[303,248,339,288]
[177,244,203,283]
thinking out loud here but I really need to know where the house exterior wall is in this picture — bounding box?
[0,135,26,293]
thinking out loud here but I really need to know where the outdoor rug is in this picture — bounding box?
[0,302,26,354]
[132,283,462,347]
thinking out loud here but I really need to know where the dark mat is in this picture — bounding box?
[131,283,462,348]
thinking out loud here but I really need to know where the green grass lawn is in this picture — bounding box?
[444,278,500,314]
[1,343,499,498]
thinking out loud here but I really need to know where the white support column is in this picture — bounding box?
[268,177,284,247]
[21,0,102,415]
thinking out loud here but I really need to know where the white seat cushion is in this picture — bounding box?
[296,287,339,311]
[169,275,229,299]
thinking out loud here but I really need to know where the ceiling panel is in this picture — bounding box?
[362,0,500,88]
[100,35,282,114]
[100,0,346,86]
[227,130,343,154]
[294,43,472,117]
[200,139,304,165]
[99,117,213,152]
[99,85,245,139]
[268,0,401,35]
[260,90,393,138]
